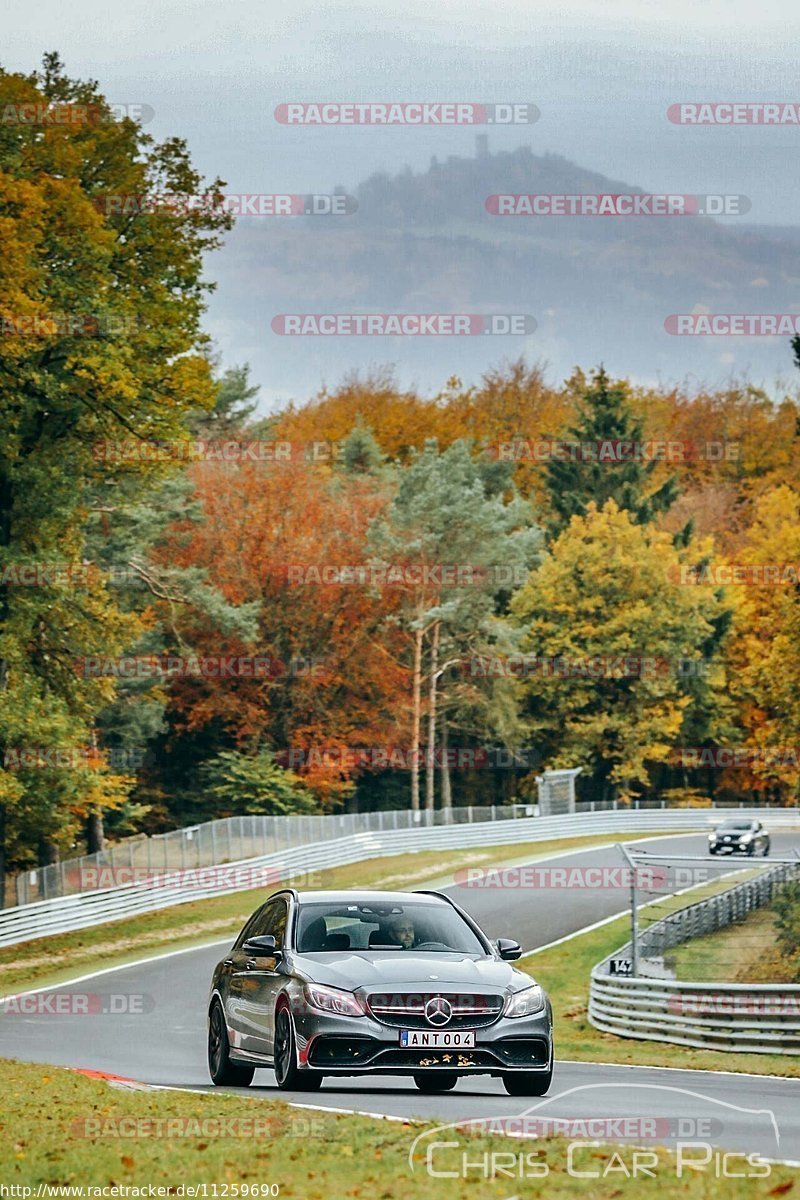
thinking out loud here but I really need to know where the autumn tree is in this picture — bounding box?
[726,486,800,802]
[152,455,406,815]
[0,54,230,895]
[543,368,680,538]
[82,449,261,840]
[368,440,541,810]
[273,371,452,462]
[511,501,727,802]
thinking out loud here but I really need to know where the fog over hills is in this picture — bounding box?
[205,142,800,408]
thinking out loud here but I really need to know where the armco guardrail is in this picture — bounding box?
[16,805,533,905]
[14,797,786,904]
[589,975,800,1054]
[589,860,800,1054]
[2,806,799,949]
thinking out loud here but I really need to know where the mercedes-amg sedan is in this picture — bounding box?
[207,888,553,1095]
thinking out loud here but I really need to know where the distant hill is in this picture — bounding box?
[206,144,800,403]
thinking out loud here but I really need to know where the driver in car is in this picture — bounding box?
[388,915,416,949]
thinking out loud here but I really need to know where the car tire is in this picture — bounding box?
[413,1072,458,1092]
[208,1002,255,1088]
[274,1006,323,1091]
[502,1066,552,1096]
[763,843,770,857]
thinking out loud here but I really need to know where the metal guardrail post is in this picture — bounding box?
[618,844,639,976]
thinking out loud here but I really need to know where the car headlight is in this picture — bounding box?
[708,833,716,840]
[740,834,752,843]
[303,983,366,1018]
[505,984,545,1019]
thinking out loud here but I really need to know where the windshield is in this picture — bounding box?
[718,822,754,831]
[295,900,487,955]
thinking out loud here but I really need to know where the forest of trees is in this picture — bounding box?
[3,58,800,896]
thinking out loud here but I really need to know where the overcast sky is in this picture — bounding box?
[4,1,799,402]
[5,0,798,217]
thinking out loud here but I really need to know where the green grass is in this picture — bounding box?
[0,831,680,996]
[668,907,798,984]
[0,1058,794,1195]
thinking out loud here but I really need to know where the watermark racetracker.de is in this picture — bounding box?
[670,563,800,585]
[70,1114,329,1139]
[274,101,540,125]
[271,313,536,335]
[275,746,537,771]
[0,992,153,1016]
[487,193,750,216]
[667,102,800,125]
[665,314,800,336]
[486,438,739,462]
[1,101,155,125]
[91,193,357,217]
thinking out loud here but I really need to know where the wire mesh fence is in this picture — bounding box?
[10,796,797,907]
[12,804,531,905]
[638,861,800,964]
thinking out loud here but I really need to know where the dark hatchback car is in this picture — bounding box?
[208,888,553,1095]
[708,819,770,856]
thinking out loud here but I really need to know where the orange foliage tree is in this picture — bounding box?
[156,457,409,806]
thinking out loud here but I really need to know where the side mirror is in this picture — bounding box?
[496,938,522,961]
[243,934,280,957]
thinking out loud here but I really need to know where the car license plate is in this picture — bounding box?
[400,1029,476,1049]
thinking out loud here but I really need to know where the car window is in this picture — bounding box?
[234,898,289,949]
[234,905,268,949]
[263,898,289,949]
[295,900,487,954]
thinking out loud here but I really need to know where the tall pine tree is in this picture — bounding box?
[544,368,679,538]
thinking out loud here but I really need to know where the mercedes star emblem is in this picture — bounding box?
[425,996,453,1026]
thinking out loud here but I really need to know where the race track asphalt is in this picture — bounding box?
[1,831,799,1162]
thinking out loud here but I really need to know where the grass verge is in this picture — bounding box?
[668,907,798,984]
[0,831,679,996]
[0,1058,794,1195]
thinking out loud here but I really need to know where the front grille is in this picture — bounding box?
[366,991,504,1029]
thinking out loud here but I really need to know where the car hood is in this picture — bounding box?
[292,951,532,994]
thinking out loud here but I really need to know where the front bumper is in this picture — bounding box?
[293,1002,553,1076]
